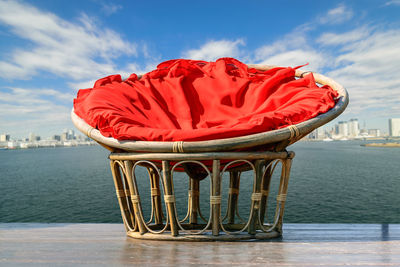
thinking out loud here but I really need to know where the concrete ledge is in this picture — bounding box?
[1,223,400,266]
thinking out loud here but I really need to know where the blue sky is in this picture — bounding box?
[1,0,400,138]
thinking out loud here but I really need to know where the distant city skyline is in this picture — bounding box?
[0,128,87,142]
[0,128,93,149]
[309,117,400,140]
[1,1,400,139]
[2,117,400,141]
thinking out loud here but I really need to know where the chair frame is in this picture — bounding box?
[71,64,348,241]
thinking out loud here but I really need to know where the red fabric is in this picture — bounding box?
[73,58,338,142]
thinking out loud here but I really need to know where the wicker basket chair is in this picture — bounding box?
[71,62,348,241]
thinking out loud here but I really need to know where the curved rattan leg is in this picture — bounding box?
[259,161,272,225]
[110,160,135,231]
[124,160,147,235]
[211,160,221,236]
[275,155,293,232]
[248,160,265,235]
[226,171,240,224]
[188,178,200,224]
[146,166,164,225]
[122,165,137,231]
[162,161,179,236]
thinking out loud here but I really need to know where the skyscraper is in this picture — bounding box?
[348,119,359,137]
[389,118,400,137]
[338,121,348,137]
[0,134,10,142]
[67,129,75,140]
[29,133,36,142]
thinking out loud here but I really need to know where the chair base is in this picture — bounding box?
[127,228,281,241]
[109,150,294,241]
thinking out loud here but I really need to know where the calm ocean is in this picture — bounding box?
[1,140,399,223]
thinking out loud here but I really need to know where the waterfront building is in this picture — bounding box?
[368,129,381,137]
[0,134,10,142]
[308,127,326,140]
[316,127,325,139]
[67,129,75,140]
[338,121,348,137]
[328,127,335,138]
[29,133,36,142]
[348,119,359,137]
[359,128,368,137]
[61,132,68,141]
[61,129,76,141]
[389,118,400,137]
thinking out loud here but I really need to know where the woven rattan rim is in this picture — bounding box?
[71,64,349,152]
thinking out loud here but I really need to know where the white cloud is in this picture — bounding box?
[253,19,400,121]
[68,80,97,91]
[67,61,158,91]
[0,87,74,137]
[250,1,400,121]
[101,3,123,16]
[384,0,400,6]
[0,0,136,80]
[118,61,158,79]
[0,87,74,105]
[182,39,245,61]
[324,29,400,117]
[0,61,32,79]
[254,33,328,71]
[318,4,353,25]
[317,28,371,46]
[255,34,308,59]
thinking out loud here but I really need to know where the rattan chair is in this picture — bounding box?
[71,64,348,241]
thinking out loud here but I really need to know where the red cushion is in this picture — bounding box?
[73,58,338,142]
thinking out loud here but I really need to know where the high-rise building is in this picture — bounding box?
[61,132,68,141]
[338,121,348,137]
[348,119,359,137]
[389,118,400,137]
[316,127,325,139]
[334,124,339,135]
[29,133,36,142]
[368,129,381,137]
[309,127,326,140]
[67,129,75,140]
[0,134,10,142]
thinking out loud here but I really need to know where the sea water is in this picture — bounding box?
[1,140,399,223]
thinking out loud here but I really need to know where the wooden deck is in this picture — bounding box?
[1,223,399,266]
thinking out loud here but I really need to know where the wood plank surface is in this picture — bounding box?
[1,223,399,266]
